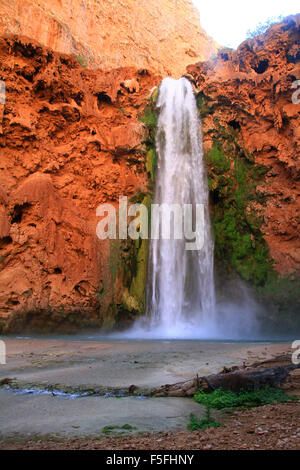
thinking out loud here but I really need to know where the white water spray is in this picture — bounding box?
[145,77,216,337]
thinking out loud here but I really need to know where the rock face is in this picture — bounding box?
[187,15,300,276]
[0,0,217,77]
[1,14,299,333]
[0,35,159,332]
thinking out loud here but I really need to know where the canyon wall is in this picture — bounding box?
[0,0,217,77]
[0,14,299,332]
[0,35,159,332]
[187,15,300,277]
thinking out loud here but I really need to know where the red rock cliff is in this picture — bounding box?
[0,0,217,77]
[0,35,159,332]
[187,15,300,276]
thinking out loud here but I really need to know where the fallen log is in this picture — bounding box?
[151,356,300,397]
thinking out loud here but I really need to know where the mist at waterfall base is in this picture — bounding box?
[113,77,261,341]
[114,281,262,341]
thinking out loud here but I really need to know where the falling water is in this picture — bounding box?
[146,77,216,337]
[109,77,261,340]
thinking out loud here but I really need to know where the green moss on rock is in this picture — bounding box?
[97,95,158,330]
[129,194,152,313]
[196,92,215,119]
[145,148,157,182]
[200,113,300,329]
[205,134,272,288]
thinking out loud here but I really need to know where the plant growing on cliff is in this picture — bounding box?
[100,99,158,329]
[139,103,157,147]
[138,101,158,184]
[202,122,300,329]
[257,274,300,329]
[246,16,284,38]
[76,55,88,68]
[206,136,272,287]
[196,93,214,119]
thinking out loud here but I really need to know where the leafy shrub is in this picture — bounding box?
[206,143,231,175]
[187,408,221,431]
[194,387,296,410]
[247,16,284,38]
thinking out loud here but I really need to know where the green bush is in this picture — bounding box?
[247,16,284,38]
[206,143,231,175]
[187,409,221,431]
[194,387,296,410]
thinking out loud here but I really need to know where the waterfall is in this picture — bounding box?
[109,76,261,340]
[146,77,216,337]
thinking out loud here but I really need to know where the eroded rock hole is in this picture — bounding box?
[228,119,241,130]
[0,236,12,249]
[253,59,269,74]
[97,92,112,108]
[11,203,31,224]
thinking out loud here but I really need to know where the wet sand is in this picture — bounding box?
[0,336,294,439]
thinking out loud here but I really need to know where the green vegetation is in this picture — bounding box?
[206,142,231,177]
[139,99,158,183]
[75,55,88,68]
[258,275,300,329]
[100,228,150,329]
[247,16,284,38]
[99,97,158,328]
[128,194,152,313]
[145,148,157,182]
[218,47,234,53]
[139,104,157,146]
[196,92,214,119]
[206,134,272,287]
[194,387,296,410]
[187,409,221,431]
[102,424,137,435]
[198,109,300,327]
[110,100,159,320]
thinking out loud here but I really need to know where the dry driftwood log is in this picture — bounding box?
[150,355,300,397]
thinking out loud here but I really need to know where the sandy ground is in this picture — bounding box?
[0,389,221,437]
[0,336,298,448]
[2,403,298,450]
[0,336,293,389]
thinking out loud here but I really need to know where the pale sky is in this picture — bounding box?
[192,0,300,48]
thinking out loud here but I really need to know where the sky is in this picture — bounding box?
[192,0,300,48]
